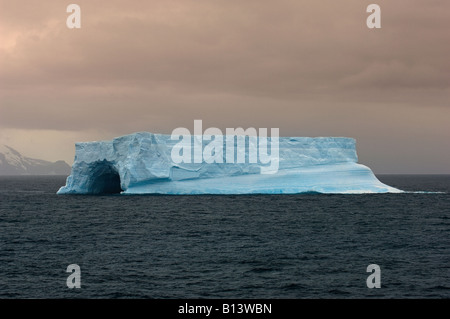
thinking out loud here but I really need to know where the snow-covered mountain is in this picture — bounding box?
[0,145,71,175]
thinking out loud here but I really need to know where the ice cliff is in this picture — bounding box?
[57,132,401,195]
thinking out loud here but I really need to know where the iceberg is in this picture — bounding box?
[57,132,401,195]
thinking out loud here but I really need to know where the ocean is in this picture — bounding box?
[0,175,448,298]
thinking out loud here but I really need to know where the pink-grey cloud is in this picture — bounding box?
[0,0,449,172]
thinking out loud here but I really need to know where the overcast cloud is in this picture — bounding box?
[0,0,449,172]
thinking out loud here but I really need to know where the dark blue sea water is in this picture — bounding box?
[0,175,449,299]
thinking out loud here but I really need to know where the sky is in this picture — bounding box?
[0,0,449,173]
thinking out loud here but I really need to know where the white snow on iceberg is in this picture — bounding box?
[57,132,402,195]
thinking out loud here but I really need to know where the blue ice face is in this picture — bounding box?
[57,133,401,195]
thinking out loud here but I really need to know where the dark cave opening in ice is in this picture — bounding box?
[87,161,122,194]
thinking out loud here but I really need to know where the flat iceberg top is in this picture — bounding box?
[57,132,401,195]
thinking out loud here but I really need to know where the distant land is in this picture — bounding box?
[0,145,71,175]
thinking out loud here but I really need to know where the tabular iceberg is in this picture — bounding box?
[57,132,401,195]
